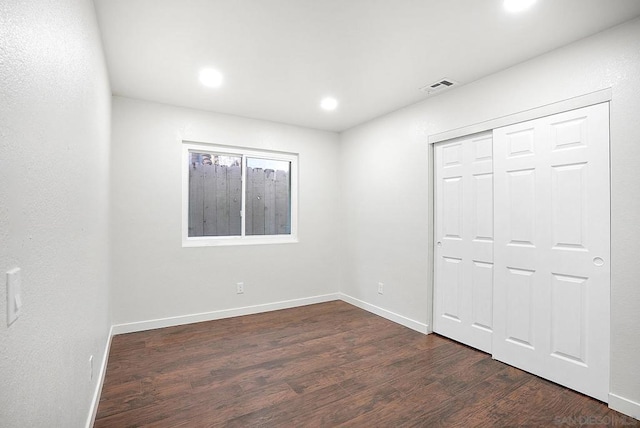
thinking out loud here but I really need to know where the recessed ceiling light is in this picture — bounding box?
[320,97,338,111]
[199,68,223,88]
[503,0,536,13]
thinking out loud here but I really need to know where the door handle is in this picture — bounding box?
[593,257,604,267]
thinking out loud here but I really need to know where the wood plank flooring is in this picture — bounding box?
[95,301,638,427]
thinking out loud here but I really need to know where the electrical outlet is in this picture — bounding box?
[89,355,94,381]
[378,282,384,294]
[236,282,244,294]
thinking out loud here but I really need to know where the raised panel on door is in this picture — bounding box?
[506,168,536,247]
[472,172,493,263]
[551,163,588,251]
[492,102,610,402]
[471,261,493,333]
[434,133,493,353]
[441,257,462,321]
[505,267,535,350]
[442,177,463,240]
[550,273,588,365]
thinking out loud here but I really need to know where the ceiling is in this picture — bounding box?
[94,0,640,132]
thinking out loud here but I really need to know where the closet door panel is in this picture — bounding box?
[434,133,493,353]
[492,102,610,402]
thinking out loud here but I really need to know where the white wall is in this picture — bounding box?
[340,17,640,410]
[0,1,112,427]
[110,97,341,327]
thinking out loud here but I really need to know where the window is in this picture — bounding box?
[182,142,298,246]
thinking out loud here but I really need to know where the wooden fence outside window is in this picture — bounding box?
[188,164,291,237]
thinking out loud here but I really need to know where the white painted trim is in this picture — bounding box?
[609,393,640,421]
[339,293,429,334]
[112,293,341,335]
[181,141,299,247]
[426,143,435,334]
[183,235,299,247]
[428,88,612,144]
[85,325,113,428]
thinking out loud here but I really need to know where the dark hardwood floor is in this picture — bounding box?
[95,301,638,427]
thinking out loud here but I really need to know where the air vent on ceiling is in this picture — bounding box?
[419,78,459,95]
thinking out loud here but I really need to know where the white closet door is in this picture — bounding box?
[492,103,610,402]
[434,133,494,353]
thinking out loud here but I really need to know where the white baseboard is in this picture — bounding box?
[339,293,429,334]
[609,393,640,421]
[86,325,113,428]
[111,293,341,335]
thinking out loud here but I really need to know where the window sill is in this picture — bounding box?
[182,235,298,247]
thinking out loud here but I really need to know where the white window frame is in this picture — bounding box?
[182,141,298,247]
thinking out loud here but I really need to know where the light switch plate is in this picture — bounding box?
[7,267,22,326]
